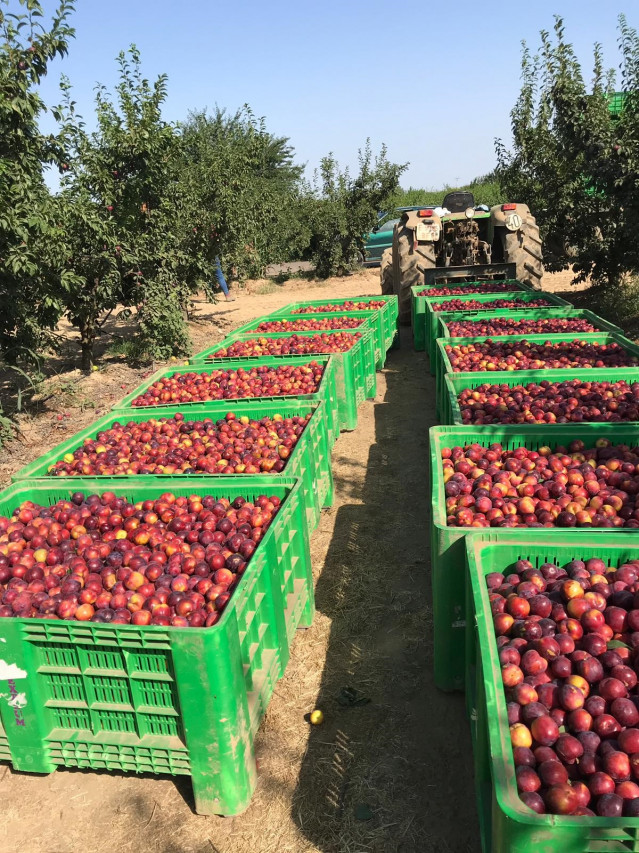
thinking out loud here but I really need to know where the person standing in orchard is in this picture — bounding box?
[213,255,235,302]
[210,227,235,302]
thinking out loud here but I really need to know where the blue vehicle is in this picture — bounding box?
[363,206,434,265]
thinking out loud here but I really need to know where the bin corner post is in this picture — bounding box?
[172,626,257,817]
[296,488,315,630]
[316,402,335,510]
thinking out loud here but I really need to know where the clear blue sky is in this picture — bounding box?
[34,0,631,189]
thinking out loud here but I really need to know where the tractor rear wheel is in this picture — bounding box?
[380,248,393,295]
[392,224,436,324]
[501,214,544,290]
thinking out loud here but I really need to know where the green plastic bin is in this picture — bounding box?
[0,476,311,816]
[429,423,639,692]
[437,308,623,344]
[11,400,333,536]
[268,294,399,352]
[422,291,574,369]
[232,310,385,370]
[444,366,639,427]
[466,534,639,852]
[435,332,639,423]
[111,355,340,450]
[433,308,624,392]
[190,327,377,431]
[410,280,532,352]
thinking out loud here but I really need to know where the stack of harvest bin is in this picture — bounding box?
[423,276,639,850]
[0,294,398,816]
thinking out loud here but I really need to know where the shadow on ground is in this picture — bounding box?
[289,329,481,853]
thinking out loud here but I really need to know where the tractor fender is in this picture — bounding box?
[401,209,442,233]
[490,203,532,228]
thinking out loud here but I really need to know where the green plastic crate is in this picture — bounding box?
[268,295,399,352]
[111,355,340,450]
[431,308,624,392]
[444,365,639,427]
[466,535,639,852]
[410,280,532,352]
[435,332,639,424]
[437,308,623,351]
[190,327,377,431]
[0,476,311,816]
[429,423,639,692]
[11,400,333,536]
[422,291,574,369]
[233,310,386,370]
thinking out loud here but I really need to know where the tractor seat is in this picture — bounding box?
[442,191,475,213]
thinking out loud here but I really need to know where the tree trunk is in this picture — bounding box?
[79,317,96,372]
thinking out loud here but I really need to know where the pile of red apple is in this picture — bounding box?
[445,340,637,372]
[447,317,599,336]
[47,412,310,476]
[433,297,555,312]
[254,317,363,332]
[491,554,639,816]
[130,363,326,408]
[457,379,639,425]
[212,332,361,358]
[443,439,639,528]
[0,490,280,627]
[291,300,386,314]
[416,283,523,297]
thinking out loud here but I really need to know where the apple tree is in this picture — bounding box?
[59,47,205,368]
[0,0,75,362]
[178,107,306,283]
[497,16,639,293]
[302,141,406,278]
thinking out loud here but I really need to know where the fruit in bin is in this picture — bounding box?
[516,766,541,792]
[457,378,639,425]
[442,444,639,524]
[254,317,364,332]
[211,332,361,358]
[596,793,624,816]
[46,411,310,476]
[543,783,580,814]
[433,296,555,312]
[447,317,600,337]
[488,554,639,816]
[0,490,281,627]
[520,791,546,813]
[444,339,637,372]
[291,300,386,313]
[131,362,327,407]
[530,715,559,746]
[417,283,526,297]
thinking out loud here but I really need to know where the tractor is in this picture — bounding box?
[380,191,544,324]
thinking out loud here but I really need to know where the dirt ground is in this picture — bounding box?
[0,267,587,853]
